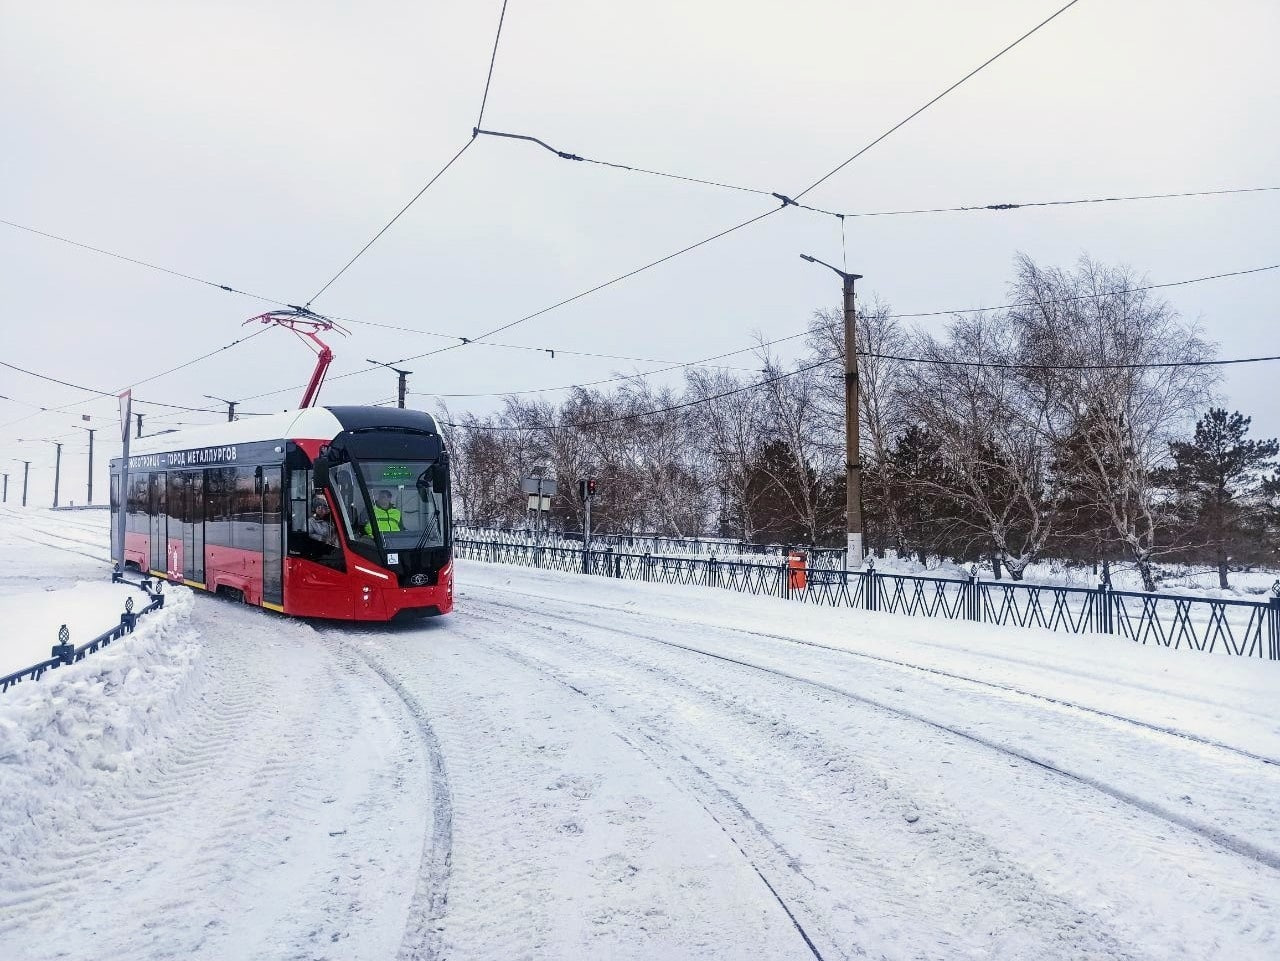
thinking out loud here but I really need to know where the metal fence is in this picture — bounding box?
[0,573,167,694]
[454,523,849,567]
[456,538,1280,661]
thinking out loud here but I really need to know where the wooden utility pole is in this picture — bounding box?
[801,254,864,569]
[367,359,413,408]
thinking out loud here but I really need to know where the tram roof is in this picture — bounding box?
[119,406,440,459]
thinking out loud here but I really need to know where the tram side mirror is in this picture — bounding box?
[416,463,446,499]
[313,459,331,490]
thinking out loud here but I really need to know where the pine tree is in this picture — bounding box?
[1162,409,1279,588]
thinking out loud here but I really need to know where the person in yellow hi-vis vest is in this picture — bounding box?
[364,489,403,536]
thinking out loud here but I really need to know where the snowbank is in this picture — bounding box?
[0,581,156,677]
[0,586,201,872]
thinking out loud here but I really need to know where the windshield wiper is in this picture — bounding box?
[413,469,443,551]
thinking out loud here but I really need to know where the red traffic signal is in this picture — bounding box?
[579,478,597,500]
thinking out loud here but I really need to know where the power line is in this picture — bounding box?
[0,329,273,432]
[804,186,1280,221]
[239,205,784,401]
[889,262,1280,320]
[0,218,288,305]
[304,138,476,308]
[0,356,269,432]
[305,0,518,307]
[374,0,1089,371]
[475,0,511,130]
[475,131,1280,219]
[795,0,1084,201]
[443,349,1280,434]
[474,128,775,198]
[375,260,1280,401]
[865,350,1280,371]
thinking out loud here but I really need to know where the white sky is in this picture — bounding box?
[2,0,1277,506]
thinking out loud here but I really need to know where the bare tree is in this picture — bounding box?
[1011,255,1217,590]
[685,368,767,540]
[901,313,1059,579]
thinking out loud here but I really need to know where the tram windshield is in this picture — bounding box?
[328,459,449,551]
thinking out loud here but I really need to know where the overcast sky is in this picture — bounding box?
[2,0,1277,506]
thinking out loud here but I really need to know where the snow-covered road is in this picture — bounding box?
[3,507,1279,959]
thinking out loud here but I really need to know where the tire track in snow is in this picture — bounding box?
[335,634,454,961]
[466,608,1144,961]
[478,596,1280,875]
[468,632,833,961]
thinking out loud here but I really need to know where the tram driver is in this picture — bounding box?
[364,489,404,536]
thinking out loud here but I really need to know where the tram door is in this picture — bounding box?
[180,471,205,584]
[262,467,283,606]
[148,472,166,574]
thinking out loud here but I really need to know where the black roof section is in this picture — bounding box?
[325,406,439,434]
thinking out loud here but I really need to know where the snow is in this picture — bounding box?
[2,506,1279,959]
[0,504,156,677]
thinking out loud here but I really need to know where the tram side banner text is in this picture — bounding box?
[128,445,240,470]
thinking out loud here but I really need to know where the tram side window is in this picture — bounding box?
[127,475,148,534]
[231,466,262,551]
[205,467,235,547]
[287,468,344,568]
[288,469,312,538]
[167,472,185,529]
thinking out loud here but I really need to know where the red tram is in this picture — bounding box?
[109,406,453,620]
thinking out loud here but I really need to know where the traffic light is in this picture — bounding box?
[579,478,597,500]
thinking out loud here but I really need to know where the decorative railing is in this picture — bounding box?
[0,573,167,694]
[455,538,1280,661]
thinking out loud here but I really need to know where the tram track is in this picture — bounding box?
[473,596,1280,875]
[481,581,1280,765]
[463,604,1150,960]
[468,626,835,961]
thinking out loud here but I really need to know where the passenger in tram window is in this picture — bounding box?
[364,489,404,535]
[308,497,338,547]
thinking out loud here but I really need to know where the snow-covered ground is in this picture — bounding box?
[2,506,1279,959]
[0,504,155,676]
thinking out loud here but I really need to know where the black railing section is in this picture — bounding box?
[456,538,1280,661]
[454,523,849,568]
[0,571,167,694]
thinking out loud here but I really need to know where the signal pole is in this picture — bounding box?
[204,395,238,422]
[367,359,413,408]
[800,254,864,569]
